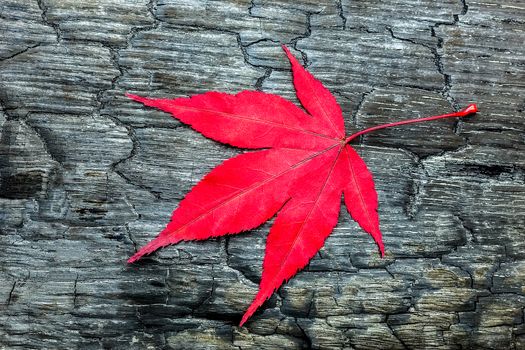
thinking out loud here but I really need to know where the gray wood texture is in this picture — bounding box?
[0,0,524,348]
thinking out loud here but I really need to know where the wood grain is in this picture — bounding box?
[0,0,523,348]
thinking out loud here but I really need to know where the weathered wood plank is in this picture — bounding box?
[0,0,524,349]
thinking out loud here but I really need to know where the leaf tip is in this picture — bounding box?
[240,293,266,327]
[239,306,255,327]
[281,45,296,65]
[127,255,139,264]
[377,238,385,258]
[127,234,172,264]
[127,249,151,264]
[125,92,150,105]
[239,302,259,327]
[125,92,139,99]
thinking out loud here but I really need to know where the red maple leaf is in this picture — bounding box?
[126,45,477,326]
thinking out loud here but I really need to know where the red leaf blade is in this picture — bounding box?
[126,45,477,326]
[128,146,339,263]
[126,91,338,150]
[342,145,384,256]
[282,45,345,139]
[240,146,347,325]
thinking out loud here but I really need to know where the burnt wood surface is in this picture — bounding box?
[0,0,524,349]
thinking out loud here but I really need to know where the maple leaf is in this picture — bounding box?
[126,45,477,326]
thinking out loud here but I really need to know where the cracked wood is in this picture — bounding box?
[0,0,524,349]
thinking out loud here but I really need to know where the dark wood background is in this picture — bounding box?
[0,0,524,349]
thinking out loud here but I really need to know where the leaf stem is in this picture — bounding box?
[345,104,477,144]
